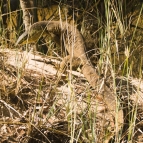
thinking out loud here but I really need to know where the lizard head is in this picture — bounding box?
[16,22,47,45]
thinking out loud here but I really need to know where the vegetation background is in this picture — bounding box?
[0,0,143,142]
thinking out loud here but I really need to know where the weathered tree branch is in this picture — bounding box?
[20,0,37,30]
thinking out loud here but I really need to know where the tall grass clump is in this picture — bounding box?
[0,0,143,143]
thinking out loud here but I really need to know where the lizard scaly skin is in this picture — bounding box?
[16,21,123,138]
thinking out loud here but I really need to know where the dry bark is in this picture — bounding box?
[19,0,37,30]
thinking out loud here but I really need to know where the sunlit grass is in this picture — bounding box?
[0,0,143,143]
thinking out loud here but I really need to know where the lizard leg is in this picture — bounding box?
[55,55,71,85]
[56,55,81,84]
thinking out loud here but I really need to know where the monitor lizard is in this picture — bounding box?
[16,21,123,139]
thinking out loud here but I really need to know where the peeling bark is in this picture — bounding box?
[19,0,37,30]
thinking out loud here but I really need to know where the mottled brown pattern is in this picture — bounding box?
[16,21,123,140]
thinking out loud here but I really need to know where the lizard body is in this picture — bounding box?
[16,21,99,87]
[16,21,123,139]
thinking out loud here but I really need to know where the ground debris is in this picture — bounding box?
[0,49,143,142]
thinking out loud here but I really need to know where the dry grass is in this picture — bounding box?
[0,0,143,143]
